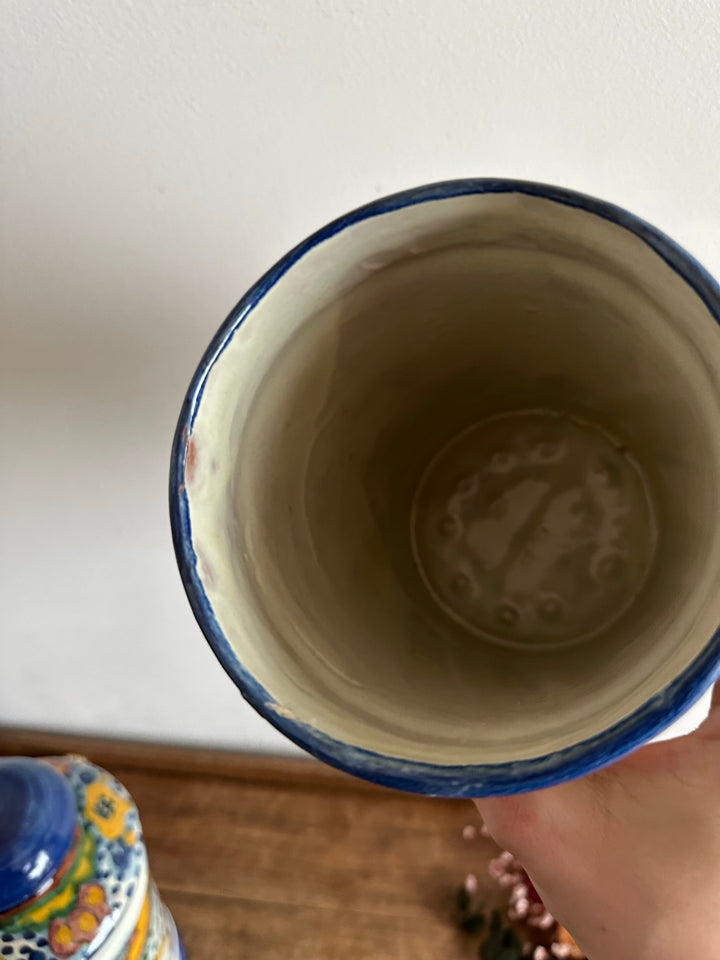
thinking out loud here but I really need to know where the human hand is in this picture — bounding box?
[474,689,720,960]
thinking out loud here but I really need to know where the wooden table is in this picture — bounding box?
[0,729,503,959]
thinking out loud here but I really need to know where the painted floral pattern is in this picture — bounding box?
[115,881,178,960]
[0,757,145,960]
[84,781,132,841]
[47,883,112,958]
[0,831,96,934]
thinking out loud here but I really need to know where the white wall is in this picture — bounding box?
[2,0,719,751]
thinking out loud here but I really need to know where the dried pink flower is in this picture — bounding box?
[488,857,506,880]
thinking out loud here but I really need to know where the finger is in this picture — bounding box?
[700,679,720,726]
[473,793,540,855]
[473,772,598,858]
[694,681,720,740]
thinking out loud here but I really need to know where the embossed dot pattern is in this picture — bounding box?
[411,411,658,649]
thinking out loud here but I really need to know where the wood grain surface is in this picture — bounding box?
[0,728,502,959]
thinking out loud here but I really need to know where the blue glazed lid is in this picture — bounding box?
[0,758,78,913]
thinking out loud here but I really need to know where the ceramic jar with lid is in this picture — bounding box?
[0,755,185,960]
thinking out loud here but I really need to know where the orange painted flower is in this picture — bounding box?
[84,779,131,839]
[45,882,110,956]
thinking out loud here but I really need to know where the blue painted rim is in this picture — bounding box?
[169,178,720,797]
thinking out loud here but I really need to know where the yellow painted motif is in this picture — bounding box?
[76,909,98,934]
[52,921,74,947]
[17,831,95,928]
[24,884,76,925]
[82,884,105,908]
[124,889,151,960]
[85,779,131,839]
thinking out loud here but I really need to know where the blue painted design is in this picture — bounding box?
[114,845,131,872]
[0,757,152,960]
[169,178,720,798]
[0,759,77,912]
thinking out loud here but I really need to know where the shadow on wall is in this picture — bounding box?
[0,132,296,746]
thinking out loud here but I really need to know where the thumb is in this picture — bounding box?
[692,682,720,741]
[472,793,541,855]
